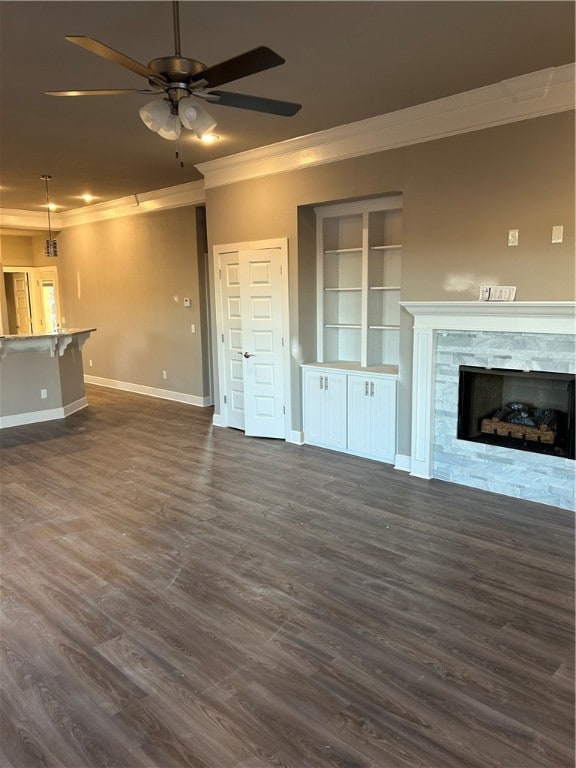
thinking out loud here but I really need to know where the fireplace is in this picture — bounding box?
[401,301,576,511]
[457,366,575,459]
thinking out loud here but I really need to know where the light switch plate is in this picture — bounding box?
[551,225,564,243]
[508,229,519,246]
[183,297,191,307]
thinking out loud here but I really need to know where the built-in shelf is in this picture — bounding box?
[369,286,401,291]
[324,287,362,292]
[315,196,402,367]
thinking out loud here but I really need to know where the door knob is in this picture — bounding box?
[243,352,254,358]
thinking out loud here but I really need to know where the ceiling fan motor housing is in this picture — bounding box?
[148,56,206,85]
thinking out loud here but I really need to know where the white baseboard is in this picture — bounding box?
[289,430,305,445]
[394,453,412,472]
[85,375,212,407]
[212,413,226,427]
[0,396,88,429]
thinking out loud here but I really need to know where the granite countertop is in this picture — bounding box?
[0,328,96,341]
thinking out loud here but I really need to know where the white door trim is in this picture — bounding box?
[213,237,291,440]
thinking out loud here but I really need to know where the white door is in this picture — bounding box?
[220,251,245,430]
[240,250,285,438]
[35,267,62,333]
[216,241,288,439]
[13,273,33,335]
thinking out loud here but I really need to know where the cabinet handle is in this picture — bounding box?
[370,381,375,397]
[320,375,324,390]
[365,381,369,396]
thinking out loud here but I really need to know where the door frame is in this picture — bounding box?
[212,237,291,440]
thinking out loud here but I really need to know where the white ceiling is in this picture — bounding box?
[0,1,574,213]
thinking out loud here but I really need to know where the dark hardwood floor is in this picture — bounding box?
[1,384,574,768]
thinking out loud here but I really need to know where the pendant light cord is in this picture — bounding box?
[41,174,53,240]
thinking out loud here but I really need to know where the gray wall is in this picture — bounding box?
[57,206,209,399]
[1,112,573,457]
[1,206,210,402]
[203,112,575,451]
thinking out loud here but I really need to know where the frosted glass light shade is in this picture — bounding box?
[157,113,181,141]
[139,99,171,132]
[178,97,217,137]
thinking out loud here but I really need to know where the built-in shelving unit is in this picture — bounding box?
[303,196,402,464]
[315,196,402,367]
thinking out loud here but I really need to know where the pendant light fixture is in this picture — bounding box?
[41,174,58,257]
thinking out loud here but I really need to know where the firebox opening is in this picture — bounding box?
[457,366,575,459]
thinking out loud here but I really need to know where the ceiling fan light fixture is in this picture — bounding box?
[139,98,171,132]
[178,97,217,138]
[157,112,182,141]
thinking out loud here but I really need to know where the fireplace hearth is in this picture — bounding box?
[457,366,575,459]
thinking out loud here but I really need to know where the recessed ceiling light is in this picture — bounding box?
[46,202,57,211]
[199,133,219,144]
[82,193,94,203]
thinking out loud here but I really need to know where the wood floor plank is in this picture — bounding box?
[1,384,573,767]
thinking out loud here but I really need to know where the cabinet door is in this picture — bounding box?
[347,376,372,457]
[303,369,326,446]
[371,377,397,463]
[323,372,347,451]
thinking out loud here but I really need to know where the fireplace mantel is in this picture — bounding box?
[401,301,576,485]
[401,301,576,334]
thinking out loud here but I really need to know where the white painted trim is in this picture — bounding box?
[0,209,63,231]
[84,375,211,407]
[196,64,575,188]
[394,453,412,472]
[0,181,205,231]
[212,413,226,427]
[0,396,88,429]
[401,301,576,334]
[289,430,305,445]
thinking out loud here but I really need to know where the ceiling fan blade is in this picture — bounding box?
[206,90,302,116]
[46,89,155,96]
[192,46,285,88]
[65,36,167,85]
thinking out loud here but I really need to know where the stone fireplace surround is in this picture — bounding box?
[401,302,576,511]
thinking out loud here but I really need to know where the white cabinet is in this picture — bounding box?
[347,373,397,463]
[303,365,397,464]
[315,196,402,367]
[302,367,347,451]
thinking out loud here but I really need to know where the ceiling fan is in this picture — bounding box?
[46,0,302,141]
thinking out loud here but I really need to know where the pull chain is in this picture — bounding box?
[175,140,184,169]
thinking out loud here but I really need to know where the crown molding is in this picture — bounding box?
[197,63,575,189]
[0,209,63,231]
[2,64,573,230]
[0,181,205,232]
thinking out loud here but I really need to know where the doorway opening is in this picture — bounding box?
[2,266,62,335]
